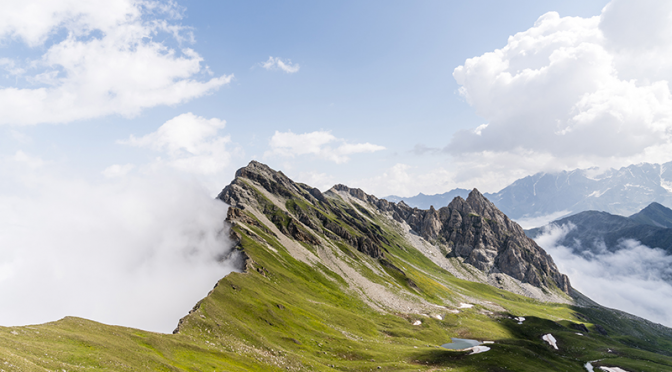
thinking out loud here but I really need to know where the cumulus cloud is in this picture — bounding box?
[102,163,135,178]
[354,163,456,198]
[121,113,234,175]
[450,0,672,182]
[0,0,231,125]
[266,130,385,164]
[261,56,300,73]
[535,224,672,327]
[295,171,336,192]
[0,155,240,332]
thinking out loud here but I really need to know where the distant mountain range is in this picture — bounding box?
[527,202,672,256]
[383,188,471,209]
[384,162,672,225]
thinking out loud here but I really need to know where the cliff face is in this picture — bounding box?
[219,161,570,296]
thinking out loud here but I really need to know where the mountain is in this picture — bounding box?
[527,202,672,256]
[629,202,672,228]
[383,189,470,210]
[3,161,672,371]
[385,162,672,225]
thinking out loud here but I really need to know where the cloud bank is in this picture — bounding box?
[535,223,672,327]
[450,0,672,186]
[0,0,230,125]
[266,130,385,164]
[0,154,240,333]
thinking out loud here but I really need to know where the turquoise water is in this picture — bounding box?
[440,338,481,350]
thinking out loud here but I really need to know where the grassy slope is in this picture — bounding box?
[2,183,672,371]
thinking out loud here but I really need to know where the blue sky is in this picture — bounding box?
[3,0,672,331]
[1,0,615,197]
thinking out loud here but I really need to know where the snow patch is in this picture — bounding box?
[588,188,610,198]
[458,303,474,309]
[542,334,558,349]
[599,367,629,372]
[661,179,672,193]
[469,346,490,354]
[412,320,422,326]
[514,316,525,324]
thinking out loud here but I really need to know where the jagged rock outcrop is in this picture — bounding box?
[219,161,570,294]
[329,185,570,293]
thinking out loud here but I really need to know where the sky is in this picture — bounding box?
[2,0,672,331]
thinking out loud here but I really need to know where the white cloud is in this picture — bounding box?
[535,224,672,327]
[13,150,45,169]
[296,171,336,192]
[451,1,672,183]
[0,0,231,125]
[0,58,25,76]
[121,113,234,175]
[261,56,300,73]
[354,163,456,198]
[0,159,240,332]
[266,130,385,164]
[513,210,571,230]
[102,163,135,178]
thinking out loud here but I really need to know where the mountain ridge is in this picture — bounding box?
[385,162,672,225]
[527,202,672,256]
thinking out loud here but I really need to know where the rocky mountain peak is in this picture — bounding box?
[220,162,570,295]
[465,188,494,214]
[400,188,569,293]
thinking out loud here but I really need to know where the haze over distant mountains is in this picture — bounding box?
[385,162,672,227]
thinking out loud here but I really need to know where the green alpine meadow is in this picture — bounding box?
[2,161,672,372]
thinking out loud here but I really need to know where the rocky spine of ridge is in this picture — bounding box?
[219,161,570,294]
[330,185,570,294]
[218,161,390,259]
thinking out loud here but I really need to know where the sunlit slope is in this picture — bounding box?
[1,161,672,371]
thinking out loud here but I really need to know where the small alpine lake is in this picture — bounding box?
[440,338,481,350]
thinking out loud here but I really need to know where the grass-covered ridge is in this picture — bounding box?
[2,161,672,371]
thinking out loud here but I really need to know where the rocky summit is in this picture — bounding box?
[2,160,672,372]
[334,184,570,294]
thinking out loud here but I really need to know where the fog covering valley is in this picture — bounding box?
[0,165,241,333]
[536,224,672,327]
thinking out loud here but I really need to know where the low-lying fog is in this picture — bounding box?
[535,224,672,327]
[0,168,239,333]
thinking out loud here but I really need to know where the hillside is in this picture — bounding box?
[2,161,672,371]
